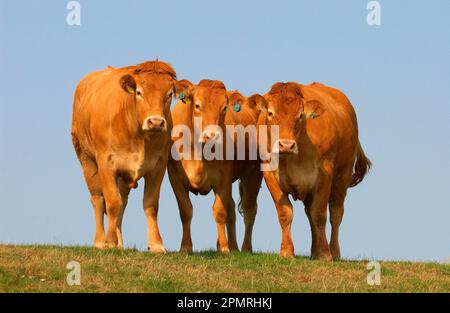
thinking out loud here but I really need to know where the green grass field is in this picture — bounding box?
[0,245,448,293]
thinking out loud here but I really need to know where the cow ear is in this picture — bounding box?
[227,91,243,109]
[120,74,137,94]
[174,80,194,103]
[248,94,268,113]
[305,100,325,119]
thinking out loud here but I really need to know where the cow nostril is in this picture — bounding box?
[146,117,165,129]
[145,116,166,130]
[279,140,296,151]
[201,131,216,141]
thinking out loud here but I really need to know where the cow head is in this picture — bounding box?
[258,82,324,155]
[119,61,180,134]
[175,79,228,143]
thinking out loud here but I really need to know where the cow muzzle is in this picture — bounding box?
[199,130,219,143]
[278,139,298,155]
[142,116,167,132]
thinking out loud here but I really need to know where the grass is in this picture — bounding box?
[0,245,448,293]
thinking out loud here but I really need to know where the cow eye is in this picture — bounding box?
[136,90,142,96]
[195,104,201,110]
[168,92,173,98]
[268,111,274,118]
[223,106,227,113]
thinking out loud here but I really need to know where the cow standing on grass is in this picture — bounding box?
[257,82,371,260]
[169,80,265,253]
[71,60,179,252]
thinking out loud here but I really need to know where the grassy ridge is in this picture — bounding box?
[0,245,448,293]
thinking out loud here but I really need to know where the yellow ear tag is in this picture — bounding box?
[185,99,191,105]
[126,86,135,94]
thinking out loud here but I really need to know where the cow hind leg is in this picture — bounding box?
[329,173,351,261]
[79,154,106,249]
[239,170,262,252]
[116,178,131,250]
[97,161,124,249]
[226,197,239,251]
[308,172,333,261]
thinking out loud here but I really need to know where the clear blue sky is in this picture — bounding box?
[0,0,449,262]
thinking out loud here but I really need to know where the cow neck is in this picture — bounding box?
[118,95,144,147]
[296,125,316,161]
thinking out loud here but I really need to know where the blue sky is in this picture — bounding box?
[0,0,449,262]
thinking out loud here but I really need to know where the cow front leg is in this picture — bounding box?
[143,160,167,254]
[168,162,193,253]
[263,171,294,258]
[240,169,262,252]
[212,183,233,253]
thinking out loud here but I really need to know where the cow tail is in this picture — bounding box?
[237,179,244,217]
[71,129,82,158]
[349,140,372,187]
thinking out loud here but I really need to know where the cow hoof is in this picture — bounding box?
[93,241,105,249]
[311,253,333,261]
[241,244,253,253]
[219,247,230,254]
[103,242,119,249]
[180,245,193,253]
[279,249,295,259]
[148,244,167,254]
[228,242,239,251]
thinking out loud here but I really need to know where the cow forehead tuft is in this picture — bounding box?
[197,79,226,90]
[268,82,303,98]
[133,60,177,79]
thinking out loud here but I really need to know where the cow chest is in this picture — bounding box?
[112,149,159,187]
[276,158,319,201]
[181,160,213,194]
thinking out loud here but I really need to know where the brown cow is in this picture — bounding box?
[71,60,179,252]
[257,82,371,260]
[168,80,264,252]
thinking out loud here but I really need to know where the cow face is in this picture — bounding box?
[120,73,176,133]
[176,80,228,143]
[259,83,324,155]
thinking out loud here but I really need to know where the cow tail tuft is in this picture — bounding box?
[350,141,372,187]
